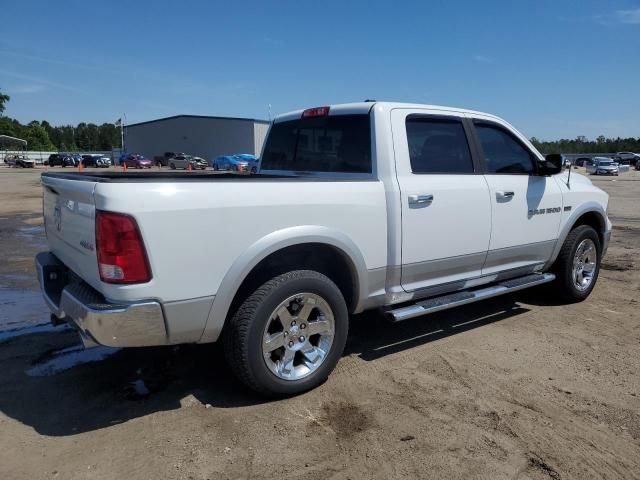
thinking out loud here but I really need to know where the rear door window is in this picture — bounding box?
[261,114,371,173]
[405,117,474,173]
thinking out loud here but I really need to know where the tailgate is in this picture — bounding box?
[41,175,102,290]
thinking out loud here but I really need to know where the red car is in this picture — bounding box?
[123,154,152,169]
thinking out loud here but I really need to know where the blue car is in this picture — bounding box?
[211,154,257,173]
[235,154,259,173]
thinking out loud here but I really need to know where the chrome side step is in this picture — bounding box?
[387,273,556,323]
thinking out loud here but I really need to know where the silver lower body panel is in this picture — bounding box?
[36,252,168,348]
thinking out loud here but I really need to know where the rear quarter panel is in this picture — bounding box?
[93,180,388,306]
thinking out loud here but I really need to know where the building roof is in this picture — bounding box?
[125,114,270,129]
[0,134,27,147]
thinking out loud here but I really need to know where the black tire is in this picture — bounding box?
[223,270,349,397]
[170,163,176,170]
[552,225,601,302]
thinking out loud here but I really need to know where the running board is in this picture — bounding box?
[387,273,556,323]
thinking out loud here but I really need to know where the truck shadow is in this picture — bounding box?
[0,293,530,437]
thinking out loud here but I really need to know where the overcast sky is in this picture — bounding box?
[1,0,639,140]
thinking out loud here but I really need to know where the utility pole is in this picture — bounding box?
[123,113,127,153]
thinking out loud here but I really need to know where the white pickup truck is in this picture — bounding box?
[36,102,611,396]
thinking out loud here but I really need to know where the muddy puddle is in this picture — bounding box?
[0,286,50,332]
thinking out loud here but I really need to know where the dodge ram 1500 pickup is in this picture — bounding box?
[36,102,611,396]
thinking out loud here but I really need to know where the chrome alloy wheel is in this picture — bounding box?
[262,293,335,381]
[572,238,597,291]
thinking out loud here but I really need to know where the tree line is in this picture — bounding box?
[0,116,121,152]
[0,88,121,151]
[530,136,640,155]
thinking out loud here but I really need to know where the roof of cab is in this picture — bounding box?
[273,101,504,124]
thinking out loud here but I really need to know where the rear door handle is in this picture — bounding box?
[496,191,515,200]
[408,194,434,206]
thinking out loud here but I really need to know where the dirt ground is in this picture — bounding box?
[0,166,639,480]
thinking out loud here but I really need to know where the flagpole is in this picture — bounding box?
[120,121,124,154]
[123,113,127,154]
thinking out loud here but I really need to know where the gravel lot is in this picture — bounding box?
[0,166,639,479]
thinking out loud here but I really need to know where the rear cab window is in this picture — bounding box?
[260,114,372,174]
[405,116,474,174]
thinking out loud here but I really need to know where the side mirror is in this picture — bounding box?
[538,154,563,176]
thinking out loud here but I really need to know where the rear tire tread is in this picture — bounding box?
[224,270,345,397]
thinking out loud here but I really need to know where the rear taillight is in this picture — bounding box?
[302,106,330,118]
[96,211,151,284]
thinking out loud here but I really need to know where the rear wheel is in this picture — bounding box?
[552,225,601,301]
[224,270,348,397]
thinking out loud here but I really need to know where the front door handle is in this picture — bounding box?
[496,191,515,200]
[408,194,434,206]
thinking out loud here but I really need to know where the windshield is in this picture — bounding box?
[261,114,371,173]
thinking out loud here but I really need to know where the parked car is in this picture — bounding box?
[615,152,640,166]
[169,155,206,170]
[586,157,619,176]
[36,101,611,397]
[574,157,591,167]
[123,154,152,169]
[154,151,186,167]
[81,155,111,168]
[46,154,59,166]
[190,156,208,169]
[96,156,112,167]
[211,154,250,172]
[168,155,186,169]
[234,154,259,173]
[4,154,35,168]
[47,154,75,167]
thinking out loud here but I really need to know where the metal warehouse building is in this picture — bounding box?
[124,115,270,162]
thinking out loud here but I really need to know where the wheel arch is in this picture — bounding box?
[546,202,608,268]
[199,226,369,343]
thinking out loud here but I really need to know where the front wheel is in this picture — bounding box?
[224,270,349,397]
[552,225,601,302]
[170,163,176,170]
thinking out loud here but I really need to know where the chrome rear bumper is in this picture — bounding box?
[36,252,167,348]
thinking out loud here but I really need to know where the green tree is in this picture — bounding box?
[98,123,119,150]
[75,122,90,150]
[25,121,55,150]
[0,116,18,136]
[86,123,100,150]
[0,88,9,114]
